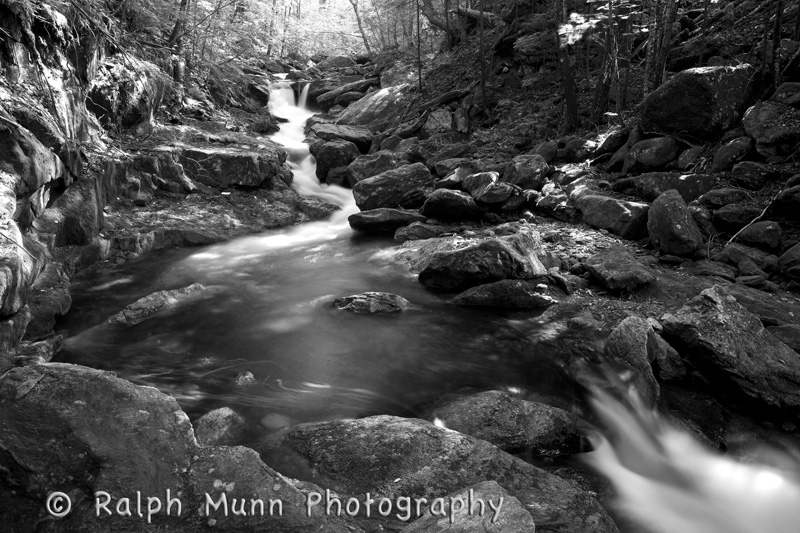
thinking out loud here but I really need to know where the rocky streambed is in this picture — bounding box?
[4,5,800,532]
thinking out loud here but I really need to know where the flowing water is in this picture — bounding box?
[55,80,554,429]
[54,78,800,532]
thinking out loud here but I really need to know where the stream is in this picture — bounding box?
[54,79,555,432]
[51,79,800,533]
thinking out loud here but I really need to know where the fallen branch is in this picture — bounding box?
[723,186,785,248]
[450,7,502,27]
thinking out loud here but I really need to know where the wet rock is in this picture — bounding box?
[180,144,287,189]
[713,204,762,231]
[574,194,650,240]
[400,481,535,533]
[108,283,212,325]
[725,283,800,327]
[605,317,660,402]
[394,222,457,242]
[312,140,360,183]
[698,188,748,207]
[611,172,716,202]
[336,84,409,132]
[308,123,373,152]
[285,415,617,532]
[639,65,756,141]
[451,280,558,308]
[430,391,581,454]
[767,324,800,353]
[731,161,777,190]
[420,189,483,220]
[352,163,434,210]
[739,220,781,250]
[345,150,404,186]
[743,100,800,157]
[195,407,247,446]
[662,285,800,416]
[331,292,413,313]
[624,137,682,172]
[710,136,752,172]
[348,208,427,232]
[418,231,547,291]
[585,245,656,291]
[649,332,686,381]
[647,190,704,256]
[502,154,550,191]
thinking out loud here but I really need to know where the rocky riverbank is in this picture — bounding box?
[3,2,800,532]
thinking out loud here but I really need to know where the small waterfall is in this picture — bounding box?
[298,83,310,109]
[586,387,800,533]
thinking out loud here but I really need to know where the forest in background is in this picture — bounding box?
[33,0,797,139]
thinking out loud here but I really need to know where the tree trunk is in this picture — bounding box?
[555,0,577,133]
[772,0,784,88]
[419,0,457,41]
[478,0,487,116]
[642,0,660,97]
[417,0,423,91]
[652,0,678,89]
[349,0,373,54]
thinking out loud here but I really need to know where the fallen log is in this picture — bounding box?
[450,6,503,27]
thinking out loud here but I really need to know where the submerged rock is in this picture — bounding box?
[331,292,413,313]
[430,391,582,455]
[108,283,212,325]
[285,415,617,532]
[195,407,247,446]
[662,285,800,417]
